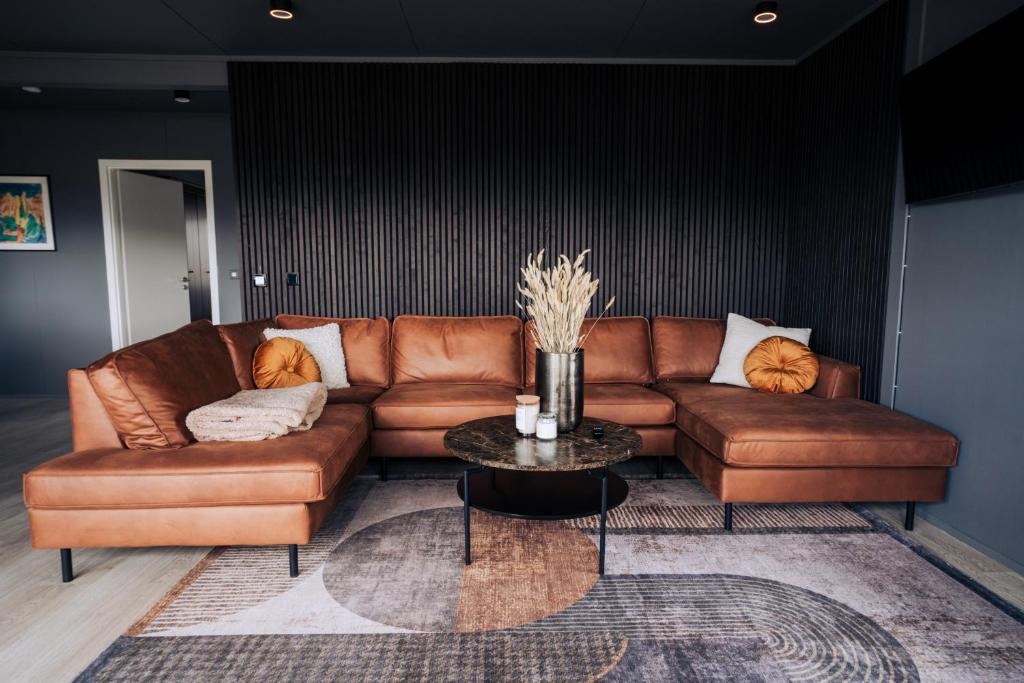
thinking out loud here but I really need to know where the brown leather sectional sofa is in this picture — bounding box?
[23,313,958,582]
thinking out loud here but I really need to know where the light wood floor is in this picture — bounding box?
[2,398,1021,682]
[0,399,208,683]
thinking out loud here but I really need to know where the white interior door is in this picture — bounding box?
[114,170,191,344]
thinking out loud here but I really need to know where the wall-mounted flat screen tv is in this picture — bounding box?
[901,6,1023,203]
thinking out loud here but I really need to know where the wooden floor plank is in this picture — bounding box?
[0,399,208,683]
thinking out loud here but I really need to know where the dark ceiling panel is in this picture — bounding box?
[0,86,229,113]
[0,0,887,60]
[400,0,643,57]
[0,1,219,54]
[163,0,416,56]
[621,0,881,60]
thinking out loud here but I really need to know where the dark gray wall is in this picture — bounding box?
[230,62,796,323]
[0,110,242,396]
[784,0,905,403]
[228,5,904,388]
[894,185,1024,571]
[882,0,1024,571]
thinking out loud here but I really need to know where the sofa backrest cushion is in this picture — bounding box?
[274,314,390,388]
[87,320,241,449]
[391,315,523,386]
[216,318,271,390]
[524,316,654,385]
[652,316,775,382]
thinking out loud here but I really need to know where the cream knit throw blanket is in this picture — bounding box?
[186,382,328,442]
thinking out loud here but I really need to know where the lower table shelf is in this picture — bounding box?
[456,467,629,520]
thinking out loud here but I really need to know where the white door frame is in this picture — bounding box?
[98,159,220,350]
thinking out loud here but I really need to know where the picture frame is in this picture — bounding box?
[0,175,56,251]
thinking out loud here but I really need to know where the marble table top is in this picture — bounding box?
[444,416,641,471]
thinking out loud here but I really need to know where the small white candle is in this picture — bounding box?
[515,395,540,436]
[536,412,558,440]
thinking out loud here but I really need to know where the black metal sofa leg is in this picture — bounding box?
[656,456,664,479]
[288,544,299,577]
[905,502,916,531]
[724,503,733,531]
[380,456,388,482]
[61,548,74,583]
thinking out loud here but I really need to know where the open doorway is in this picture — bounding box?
[98,160,219,349]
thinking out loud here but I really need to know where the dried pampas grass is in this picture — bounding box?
[516,249,615,353]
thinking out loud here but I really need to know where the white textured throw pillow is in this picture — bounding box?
[709,313,811,388]
[263,323,350,390]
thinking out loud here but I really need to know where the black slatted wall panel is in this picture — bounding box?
[230,63,794,322]
[785,0,906,402]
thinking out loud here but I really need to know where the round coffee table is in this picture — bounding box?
[444,415,641,575]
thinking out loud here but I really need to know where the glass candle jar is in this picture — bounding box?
[536,412,558,440]
[515,395,540,436]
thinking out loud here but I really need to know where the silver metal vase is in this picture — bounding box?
[536,349,584,432]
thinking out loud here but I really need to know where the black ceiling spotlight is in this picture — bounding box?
[753,1,779,24]
[173,89,191,103]
[269,0,294,20]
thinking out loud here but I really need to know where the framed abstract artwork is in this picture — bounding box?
[1,175,56,251]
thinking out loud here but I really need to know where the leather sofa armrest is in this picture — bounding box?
[809,355,861,400]
[68,369,123,450]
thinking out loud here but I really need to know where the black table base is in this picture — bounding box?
[457,467,628,575]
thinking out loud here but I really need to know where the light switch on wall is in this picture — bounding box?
[253,274,267,287]
[229,270,240,280]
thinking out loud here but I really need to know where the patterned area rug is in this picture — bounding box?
[78,478,1024,682]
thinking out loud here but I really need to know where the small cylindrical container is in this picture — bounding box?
[515,395,540,436]
[536,412,558,440]
[536,350,584,432]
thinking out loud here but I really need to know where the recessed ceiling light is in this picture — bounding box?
[22,86,42,94]
[269,0,294,20]
[173,89,191,103]
[753,1,779,24]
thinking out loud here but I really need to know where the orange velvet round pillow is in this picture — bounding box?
[743,336,819,394]
[252,337,322,389]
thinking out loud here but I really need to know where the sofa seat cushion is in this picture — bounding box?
[327,385,386,404]
[656,382,959,468]
[584,384,675,425]
[372,383,517,429]
[23,405,370,509]
[524,384,674,426]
